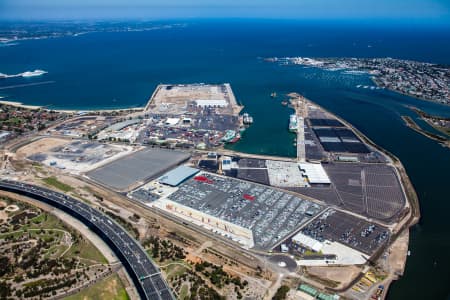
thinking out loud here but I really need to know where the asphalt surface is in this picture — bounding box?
[87,148,190,191]
[0,180,174,300]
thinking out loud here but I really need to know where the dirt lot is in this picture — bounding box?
[306,265,362,289]
[15,137,69,158]
[388,229,409,276]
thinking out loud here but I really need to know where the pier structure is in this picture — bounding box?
[289,93,307,162]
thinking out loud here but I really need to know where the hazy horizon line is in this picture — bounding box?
[0,17,449,27]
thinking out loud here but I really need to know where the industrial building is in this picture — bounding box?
[292,232,323,252]
[158,165,199,187]
[195,99,228,107]
[299,162,331,184]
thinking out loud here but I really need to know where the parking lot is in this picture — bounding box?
[290,163,406,222]
[166,173,324,250]
[300,209,390,255]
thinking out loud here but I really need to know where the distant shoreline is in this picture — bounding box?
[0,100,144,113]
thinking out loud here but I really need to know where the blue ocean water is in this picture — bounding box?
[0,20,449,299]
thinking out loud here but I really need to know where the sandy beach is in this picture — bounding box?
[0,100,144,113]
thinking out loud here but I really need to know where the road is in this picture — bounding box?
[0,180,175,300]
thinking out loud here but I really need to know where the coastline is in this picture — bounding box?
[0,100,42,110]
[0,100,144,113]
[287,93,419,299]
[287,93,420,222]
[370,76,450,107]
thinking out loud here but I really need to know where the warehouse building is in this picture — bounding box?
[158,165,199,187]
[292,232,324,252]
[299,162,331,184]
[195,99,228,107]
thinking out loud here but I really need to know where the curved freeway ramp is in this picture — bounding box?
[0,180,174,300]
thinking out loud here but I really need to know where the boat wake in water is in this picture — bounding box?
[0,69,48,79]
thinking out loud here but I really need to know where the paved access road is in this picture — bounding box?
[0,180,174,300]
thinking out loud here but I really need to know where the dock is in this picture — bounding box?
[288,93,307,162]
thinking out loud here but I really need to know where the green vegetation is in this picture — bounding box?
[194,261,247,290]
[303,249,323,256]
[0,103,62,134]
[31,213,46,224]
[143,236,186,263]
[178,284,189,299]
[165,263,191,281]
[169,267,225,300]
[0,197,109,299]
[64,234,107,265]
[272,285,290,300]
[42,177,74,192]
[64,274,129,300]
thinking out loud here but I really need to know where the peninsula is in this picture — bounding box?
[266,57,450,105]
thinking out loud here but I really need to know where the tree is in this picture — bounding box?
[272,285,290,300]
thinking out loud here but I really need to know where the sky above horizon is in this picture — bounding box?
[0,0,449,24]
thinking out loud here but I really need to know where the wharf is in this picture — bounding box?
[288,93,307,162]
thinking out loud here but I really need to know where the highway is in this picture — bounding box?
[0,180,174,300]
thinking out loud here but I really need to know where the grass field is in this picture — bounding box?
[64,234,108,265]
[30,213,46,224]
[42,177,74,192]
[64,274,129,300]
[164,263,190,281]
[179,284,189,299]
[28,213,65,230]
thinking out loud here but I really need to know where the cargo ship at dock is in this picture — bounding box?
[289,114,298,132]
[221,130,237,143]
[229,133,241,143]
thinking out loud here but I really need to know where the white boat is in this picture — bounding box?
[21,69,47,77]
[242,113,254,125]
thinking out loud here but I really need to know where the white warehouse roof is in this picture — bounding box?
[292,232,323,252]
[165,118,180,126]
[299,163,331,184]
[159,165,199,186]
[195,99,228,107]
